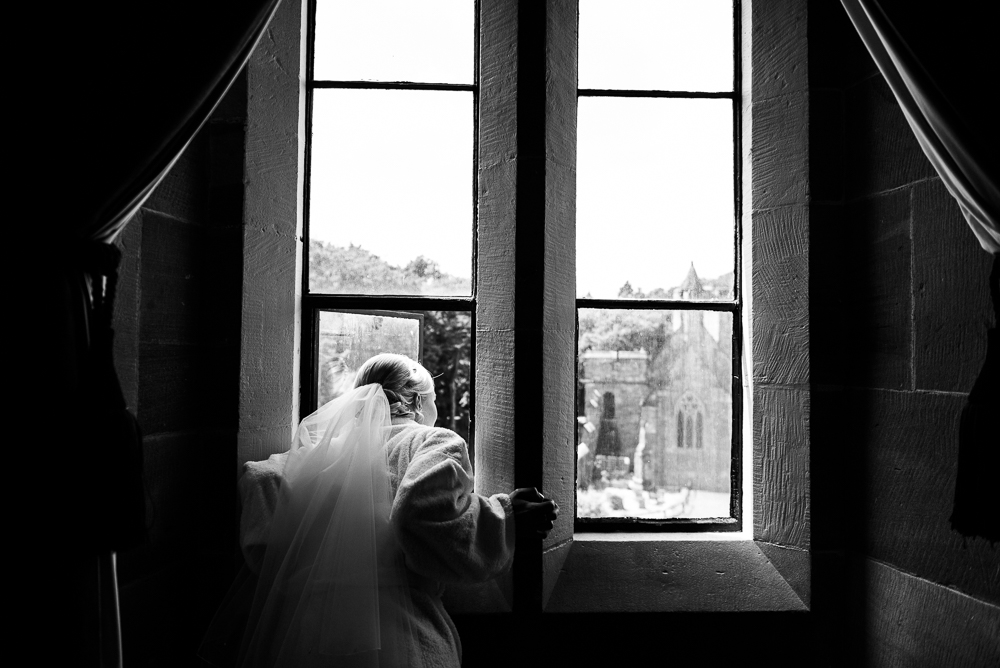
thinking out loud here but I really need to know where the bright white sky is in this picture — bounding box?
[309,0,736,295]
[314,0,474,84]
[309,89,474,280]
[577,97,734,297]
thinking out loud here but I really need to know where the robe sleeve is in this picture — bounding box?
[238,452,288,573]
[392,427,515,584]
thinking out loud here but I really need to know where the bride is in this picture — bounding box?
[204,353,558,667]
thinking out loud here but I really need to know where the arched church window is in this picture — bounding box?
[676,392,706,451]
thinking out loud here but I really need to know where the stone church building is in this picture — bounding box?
[580,265,734,493]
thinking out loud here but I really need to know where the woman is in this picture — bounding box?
[216,353,558,667]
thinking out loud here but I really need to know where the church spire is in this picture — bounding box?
[677,262,704,298]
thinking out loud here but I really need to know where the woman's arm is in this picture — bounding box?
[391,428,517,583]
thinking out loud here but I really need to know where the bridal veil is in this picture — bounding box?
[235,383,420,667]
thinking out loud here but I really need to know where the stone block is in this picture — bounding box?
[757,540,810,608]
[140,430,237,550]
[752,90,810,210]
[753,385,810,549]
[140,211,243,346]
[114,216,142,411]
[841,191,912,390]
[139,342,240,436]
[912,178,995,392]
[543,326,577,548]
[863,389,999,605]
[546,540,806,612]
[144,130,211,224]
[752,205,809,387]
[119,548,235,667]
[809,202,849,385]
[809,88,844,203]
[845,75,935,200]
[209,67,248,123]
[838,11,881,87]
[807,0,858,90]
[864,558,1000,667]
[473,327,515,495]
[238,424,294,474]
[752,0,808,101]
[809,386,855,551]
[207,121,247,229]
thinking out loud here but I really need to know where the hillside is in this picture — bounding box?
[309,240,471,295]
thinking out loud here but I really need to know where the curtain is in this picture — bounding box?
[841,0,999,253]
[40,1,283,665]
[842,0,999,541]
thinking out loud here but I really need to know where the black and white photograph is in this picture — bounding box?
[42,0,998,666]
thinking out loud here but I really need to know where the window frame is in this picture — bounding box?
[239,0,812,617]
[297,0,481,431]
[573,1,743,533]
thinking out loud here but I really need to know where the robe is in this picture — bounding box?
[238,419,515,667]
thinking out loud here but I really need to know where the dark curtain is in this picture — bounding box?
[37,2,283,665]
[841,0,999,540]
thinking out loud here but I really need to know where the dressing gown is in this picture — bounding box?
[239,419,515,667]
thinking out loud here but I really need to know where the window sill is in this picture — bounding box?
[542,537,809,613]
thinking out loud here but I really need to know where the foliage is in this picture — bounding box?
[578,307,672,361]
[309,240,470,295]
[421,311,472,445]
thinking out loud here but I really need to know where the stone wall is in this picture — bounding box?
[808,1,999,664]
[113,71,248,667]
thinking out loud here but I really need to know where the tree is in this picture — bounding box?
[421,310,472,445]
[309,241,470,295]
[578,308,671,361]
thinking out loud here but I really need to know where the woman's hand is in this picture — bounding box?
[510,487,560,539]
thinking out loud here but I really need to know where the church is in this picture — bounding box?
[45,1,998,666]
[580,264,734,496]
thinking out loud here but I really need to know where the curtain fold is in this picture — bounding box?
[42,2,283,665]
[841,0,1000,254]
[841,0,999,542]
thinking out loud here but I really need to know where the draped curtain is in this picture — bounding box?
[842,0,999,541]
[42,2,283,665]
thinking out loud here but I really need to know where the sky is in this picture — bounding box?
[308,0,736,296]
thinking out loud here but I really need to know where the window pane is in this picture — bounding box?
[577,308,733,519]
[318,311,422,408]
[579,0,733,91]
[313,0,474,84]
[577,97,734,300]
[317,310,472,445]
[309,89,473,295]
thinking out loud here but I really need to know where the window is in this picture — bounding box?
[574,0,742,531]
[241,0,811,617]
[300,0,477,449]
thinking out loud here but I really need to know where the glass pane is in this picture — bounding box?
[576,308,733,519]
[579,0,733,91]
[317,310,472,445]
[318,311,421,408]
[314,0,474,84]
[421,311,473,447]
[309,89,473,295]
[577,97,734,300]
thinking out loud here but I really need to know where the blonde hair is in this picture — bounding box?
[354,353,434,420]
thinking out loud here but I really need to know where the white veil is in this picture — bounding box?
[237,384,420,668]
